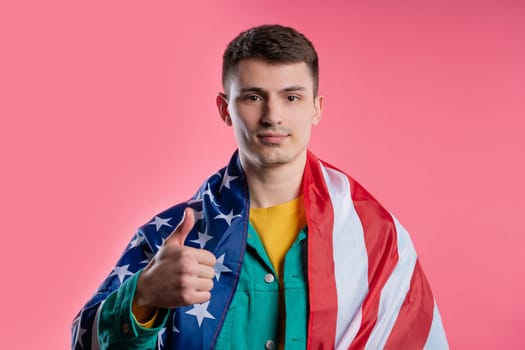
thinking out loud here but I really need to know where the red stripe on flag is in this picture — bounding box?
[383,260,434,349]
[348,178,400,350]
[303,152,338,350]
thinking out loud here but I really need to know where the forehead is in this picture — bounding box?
[227,59,314,93]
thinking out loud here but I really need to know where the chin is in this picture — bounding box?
[240,145,306,169]
[255,152,296,167]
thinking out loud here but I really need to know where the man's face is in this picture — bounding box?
[217,59,323,171]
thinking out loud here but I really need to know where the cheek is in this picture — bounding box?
[231,119,253,140]
[232,114,250,129]
[236,102,262,115]
[291,124,310,142]
[297,120,314,141]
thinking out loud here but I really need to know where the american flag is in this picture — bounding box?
[72,150,448,349]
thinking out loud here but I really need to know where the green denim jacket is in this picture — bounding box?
[98,223,308,349]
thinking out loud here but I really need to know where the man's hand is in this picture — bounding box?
[133,207,216,322]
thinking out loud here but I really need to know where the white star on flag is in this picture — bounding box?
[129,233,144,248]
[185,300,215,327]
[110,264,134,284]
[72,314,80,332]
[203,183,220,206]
[214,209,241,226]
[190,228,214,249]
[139,250,154,265]
[76,326,87,349]
[155,235,168,251]
[214,253,232,281]
[157,327,166,347]
[219,169,238,192]
[172,312,180,333]
[148,216,173,231]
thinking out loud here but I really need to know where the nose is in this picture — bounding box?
[261,96,283,126]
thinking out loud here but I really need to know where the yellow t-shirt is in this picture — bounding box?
[249,195,307,278]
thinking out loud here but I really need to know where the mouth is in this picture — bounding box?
[257,132,289,144]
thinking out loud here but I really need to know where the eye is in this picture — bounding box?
[286,95,300,102]
[244,95,262,102]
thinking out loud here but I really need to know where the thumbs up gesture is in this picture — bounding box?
[133,208,216,322]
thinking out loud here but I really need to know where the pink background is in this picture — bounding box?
[1,0,524,349]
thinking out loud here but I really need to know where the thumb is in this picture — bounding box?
[164,207,195,246]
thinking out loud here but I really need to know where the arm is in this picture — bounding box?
[96,270,170,349]
[71,231,161,350]
[72,207,216,349]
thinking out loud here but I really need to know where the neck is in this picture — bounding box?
[241,153,307,209]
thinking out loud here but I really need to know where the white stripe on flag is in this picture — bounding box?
[365,216,418,350]
[91,302,102,350]
[423,302,450,350]
[320,165,370,348]
[336,307,363,350]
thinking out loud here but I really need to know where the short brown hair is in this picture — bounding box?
[222,24,319,96]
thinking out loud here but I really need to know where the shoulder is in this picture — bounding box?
[136,163,233,251]
[312,154,402,241]
[315,157,418,275]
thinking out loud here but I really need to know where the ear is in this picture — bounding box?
[216,93,232,126]
[312,95,324,125]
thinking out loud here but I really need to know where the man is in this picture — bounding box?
[72,24,448,349]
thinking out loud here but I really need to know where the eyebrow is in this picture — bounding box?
[240,87,265,94]
[239,86,307,94]
[281,86,306,92]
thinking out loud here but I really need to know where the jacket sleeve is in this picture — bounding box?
[71,229,169,350]
[97,270,169,349]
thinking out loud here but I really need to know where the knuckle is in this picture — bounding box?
[196,292,211,303]
[205,268,215,279]
[178,260,194,274]
[179,248,194,258]
[205,251,217,262]
[180,290,198,305]
[179,274,194,287]
[204,279,214,291]
[179,292,191,304]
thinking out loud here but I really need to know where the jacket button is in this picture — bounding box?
[265,339,275,349]
[264,273,275,283]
